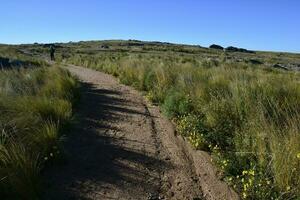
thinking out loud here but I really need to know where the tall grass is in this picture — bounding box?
[0,66,79,199]
[66,52,300,199]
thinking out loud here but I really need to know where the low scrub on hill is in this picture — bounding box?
[0,65,79,199]
[0,46,47,69]
[66,52,300,199]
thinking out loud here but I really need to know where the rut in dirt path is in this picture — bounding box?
[43,65,239,200]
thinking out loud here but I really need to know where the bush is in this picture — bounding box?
[162,89,192,118]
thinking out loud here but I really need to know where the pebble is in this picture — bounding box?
[164,156,171,161]
[147,193,162,200]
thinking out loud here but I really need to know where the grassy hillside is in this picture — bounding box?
[4,40,300,199]
[47,40,300,200]
[23,40,300,70]
[0,47,79,199]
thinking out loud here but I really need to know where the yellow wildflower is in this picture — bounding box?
[249,179,253,186]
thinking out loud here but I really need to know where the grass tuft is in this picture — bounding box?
[0,64,79,199]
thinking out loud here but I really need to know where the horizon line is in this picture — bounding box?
[1,38,299,54]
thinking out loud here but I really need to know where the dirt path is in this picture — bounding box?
[43,65,239,200]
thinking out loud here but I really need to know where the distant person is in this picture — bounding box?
[50,45,55,61]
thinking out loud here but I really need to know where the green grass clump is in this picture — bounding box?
[65,51,300,199]
[0,66,79,199]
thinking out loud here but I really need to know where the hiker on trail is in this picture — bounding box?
[50,45,55,61]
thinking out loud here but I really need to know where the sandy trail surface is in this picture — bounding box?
[43,65,238,200]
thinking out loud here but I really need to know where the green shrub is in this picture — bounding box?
[162,89,192,118]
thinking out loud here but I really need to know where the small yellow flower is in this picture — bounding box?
[228,177,233,181]
[249,179,253,186]
[242,192,247,199]
[286,186,291,191]
[249,170,255,176]
[242,170,248,175]
[297,153,300,159]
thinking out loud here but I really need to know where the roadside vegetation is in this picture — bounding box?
[0,49,79,199]
[63,45,300,200]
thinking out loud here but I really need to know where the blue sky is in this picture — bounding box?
[1,0,299,52]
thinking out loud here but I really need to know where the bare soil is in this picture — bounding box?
[42,65,239,200]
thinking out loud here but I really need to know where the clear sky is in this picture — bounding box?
[1,0,299,52]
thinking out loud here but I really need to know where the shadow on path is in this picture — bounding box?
[42,82,171,200]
